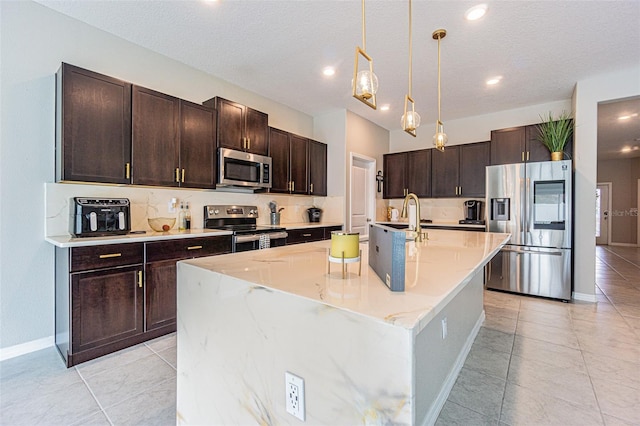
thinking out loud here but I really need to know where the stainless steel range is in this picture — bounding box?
[204,205,288,252]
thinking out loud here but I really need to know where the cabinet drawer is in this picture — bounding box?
[287,228,324,245]
[323,226,343,239]
[70,243,144,272]
[146,236,232,262]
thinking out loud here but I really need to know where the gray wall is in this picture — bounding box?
[597,158,640,245]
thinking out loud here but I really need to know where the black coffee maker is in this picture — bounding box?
[460,200,485,225]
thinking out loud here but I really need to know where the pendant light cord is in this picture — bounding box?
[408,0,413,97]
[362,0,366,50]
[437,33,441,123]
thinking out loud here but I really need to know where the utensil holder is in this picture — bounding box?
[270,212,280,225]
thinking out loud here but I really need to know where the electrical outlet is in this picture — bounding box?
[285,372,305,421]
[441,317,448,339]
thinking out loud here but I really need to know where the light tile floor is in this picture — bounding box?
[1,245,639,425]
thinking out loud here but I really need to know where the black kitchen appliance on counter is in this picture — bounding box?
[204,205,288,252]
[71,197,131,237]
[307,207,322,223]
[459,200,485,225]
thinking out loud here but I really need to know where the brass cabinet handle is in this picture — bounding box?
[292,181,295,192]
[137,270,143,288]
[175,168,180,183]
[187,245,203,250]
[181,169,185,183]
[521,152,525,162]
[310,183,314,193]
[247,138,251,150]
[302,233,312,237]
[125,163,131,179]
[99,253,122,259]
[527,151,530,161]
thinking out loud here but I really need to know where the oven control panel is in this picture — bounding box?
[205,205,259,219]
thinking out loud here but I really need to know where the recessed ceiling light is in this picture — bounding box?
[465,4,488,21]
[486,76,502,85]
[380,104,390,111]
[322,67,336,77]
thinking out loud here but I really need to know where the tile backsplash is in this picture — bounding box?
[45,182,344,237]
[386,197,484,222]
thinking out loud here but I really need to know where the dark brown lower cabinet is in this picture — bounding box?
[56,235,231,367]
[71,265,144,355]
[144,260,177,332]
[286,225,343,245]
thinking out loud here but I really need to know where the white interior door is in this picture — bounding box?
[596,183,610,245]
[349,154,376,239]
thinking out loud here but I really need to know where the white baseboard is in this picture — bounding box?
[422,310,486,426]
[572,292,597,303]
[0,336,54,362]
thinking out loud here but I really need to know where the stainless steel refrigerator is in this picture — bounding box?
[485,160,572,301]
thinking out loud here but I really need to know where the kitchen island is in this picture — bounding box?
[176,229,509,425]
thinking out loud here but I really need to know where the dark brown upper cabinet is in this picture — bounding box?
[132,87,216,188]
[179,101,217,189]
[490,124,573,165]
[432,142,490,198]
[308,139,327,196]
[56,63,132,184]
[132,86,180,187]
[383,149,431,199]
[269,127,308,194]
[204,97,269,156]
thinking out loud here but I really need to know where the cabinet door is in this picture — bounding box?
[145,260,177,332]
[383,153,408,199]
[290,134,309,194]
[309,140,327,196]
[215,98,245,151]
[180,101,217,189]
[459,141,490,197]
[490,127,526,165]
[132,86,180,186]
[58,63,131,184]
[269,127,291,193]
[431,146,460,197]
[407,149,431,198]
[71,265,143,353]
[245,107,269,156]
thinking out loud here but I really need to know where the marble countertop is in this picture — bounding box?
[377,220,486,229]
[45,222,344,248]
[181,229,509,334]
[46,228,234,248]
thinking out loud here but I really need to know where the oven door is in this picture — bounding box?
[233,231,288,252]
[218,148,272,189]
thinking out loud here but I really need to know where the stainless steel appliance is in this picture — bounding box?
[204,205,287,252]
[485,160,572,301]
[71,197,131,237]
[217,148,272,190]
[460,200,484,225]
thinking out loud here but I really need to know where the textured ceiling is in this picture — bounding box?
[37,0,640,155]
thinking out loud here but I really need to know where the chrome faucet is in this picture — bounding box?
[401,192,423,242]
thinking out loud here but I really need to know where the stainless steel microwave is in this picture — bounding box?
[218,147,272,190]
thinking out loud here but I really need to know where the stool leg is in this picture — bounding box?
[342,251,345,279]
[358,249,362,276]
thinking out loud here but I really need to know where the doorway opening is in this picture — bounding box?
[348,153,376,240]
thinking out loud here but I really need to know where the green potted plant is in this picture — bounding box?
[536,111,573,160]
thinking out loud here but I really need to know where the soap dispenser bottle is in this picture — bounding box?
[178,202,186,231]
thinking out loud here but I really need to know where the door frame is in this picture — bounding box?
[348,152,376,237]
[596,182,612,246]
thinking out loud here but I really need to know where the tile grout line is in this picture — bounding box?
[144,341,178,372]
[496,301,519,426]
[74,366,115,426]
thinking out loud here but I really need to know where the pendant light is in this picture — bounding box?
[432,29,447,151]
[401,0,420,137]
[352,0,378,109]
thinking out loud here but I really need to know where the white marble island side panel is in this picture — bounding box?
[176,230,509,425]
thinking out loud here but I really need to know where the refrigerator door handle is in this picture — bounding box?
[501,247,563,256]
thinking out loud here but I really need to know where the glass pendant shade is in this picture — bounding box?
[355,70,379,100]
[401,111,421,131]
[433,121,448,151]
